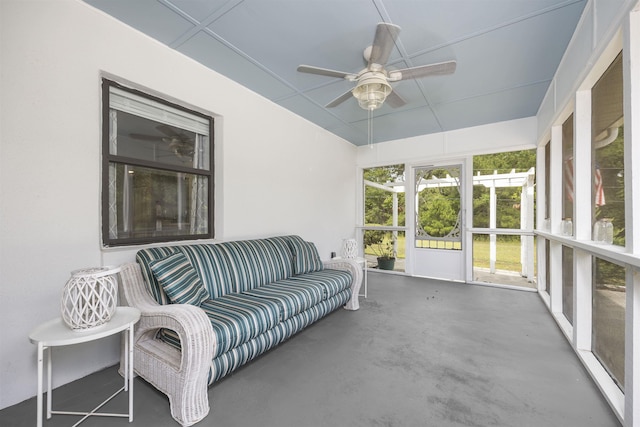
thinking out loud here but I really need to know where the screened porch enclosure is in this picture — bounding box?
[361,164,536,288]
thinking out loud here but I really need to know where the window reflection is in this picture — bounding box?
[592,53,624,246]
[592,257,625,390]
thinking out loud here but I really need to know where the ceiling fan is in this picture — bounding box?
[297,22,456,111]
[130,124,195,161]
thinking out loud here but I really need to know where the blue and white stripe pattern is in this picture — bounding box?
[158,289,352,385]
[284,235,324,275]
[208,290,352,384]
[136,236,355,388]
[217,238,292,292]
[148,252,209,305]
[136,246,181,305]
[179,244,234,299]
[200,293,280,359]
[288,269,352,298]
[243,280,324,320]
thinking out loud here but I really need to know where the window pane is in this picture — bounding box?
[472,150,536,229]
[363,229,405,273]
[415,165,461,249]
[544,141,550,221]
[592,53,624,246]
[363,164,405,227]
[108,164,209,240]
[562,246,574,324]
[544,239,550,294]
[112,110,210,171]
[592,257,625,389]
[562,115,574,227]
[472,233,536,289]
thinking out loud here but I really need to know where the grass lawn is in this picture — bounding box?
[473,237,536,272]
[363,233,534,274]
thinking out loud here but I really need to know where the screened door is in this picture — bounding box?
[412,164,464,280]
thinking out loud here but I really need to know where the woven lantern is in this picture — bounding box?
[341,238,358,259]
[61,266,120,330]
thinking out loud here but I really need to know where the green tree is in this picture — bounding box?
[364,164,405,226]
[472,150,536,237]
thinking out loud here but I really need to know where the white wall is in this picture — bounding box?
[357,117,538,167]
[0,0,356,409]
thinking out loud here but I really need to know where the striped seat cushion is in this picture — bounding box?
[218,239,293,292]
[243,278,325,320]
[200,293,281,359]
[210,327,283,383]
[287,269,352,299]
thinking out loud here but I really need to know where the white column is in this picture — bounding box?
[489,176,496,274]
[537,144,548,294]
[525,172,535,279]
[392,192,398,254]
[624,7,640,425]
[573,90,592,350]
[550,124,564,315]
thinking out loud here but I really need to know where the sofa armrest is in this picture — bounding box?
[118,262,214,426]
[323,259,362,311]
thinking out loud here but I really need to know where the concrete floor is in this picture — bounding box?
[1,274,621,426]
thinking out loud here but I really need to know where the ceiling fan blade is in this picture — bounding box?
[156,124,180,138]
[390,60,457,81]
[325,90,354,108]
[129,133,164,141]
[386,91,407,108]
[297,65,354,80]
[368,22,401,67]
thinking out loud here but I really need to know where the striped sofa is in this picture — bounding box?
[117,235,362,426]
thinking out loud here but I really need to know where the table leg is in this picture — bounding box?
[364,261,368,298]
[46,346,52,419]
[128,324,134,422]
[36,343,43,427]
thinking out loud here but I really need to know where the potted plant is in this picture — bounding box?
[364,231,397,271]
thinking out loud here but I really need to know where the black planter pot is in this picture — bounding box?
[377,257,396,270]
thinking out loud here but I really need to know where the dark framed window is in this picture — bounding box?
[101,79,214,246]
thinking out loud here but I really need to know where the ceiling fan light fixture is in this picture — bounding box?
[352,74,392,110]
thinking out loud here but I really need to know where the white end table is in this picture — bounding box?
[29,307,141,427]
[335,256,368,298]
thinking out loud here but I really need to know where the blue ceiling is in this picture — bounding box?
[84,0,587,145]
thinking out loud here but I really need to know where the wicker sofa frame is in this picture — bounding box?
[117,236,361,426]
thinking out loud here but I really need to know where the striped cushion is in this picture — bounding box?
[200,293,280,358]
[265,235,295,273]
[218,239,292,292]
[179,244,234,299]
[158,288,353,384]
[286,236,324,275]
[149,253,209,306]
[210,328,283,383]
[288,269,352,299]
[136,247,180,305]
[243,279,324,320]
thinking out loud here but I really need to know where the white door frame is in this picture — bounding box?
[406,159,467,281]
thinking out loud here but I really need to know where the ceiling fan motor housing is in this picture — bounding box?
[352,71,392,110]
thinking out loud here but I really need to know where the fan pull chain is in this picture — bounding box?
[368,108,374,149]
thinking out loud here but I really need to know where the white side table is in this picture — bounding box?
[29,307,141,427]
[336,257,368,298]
